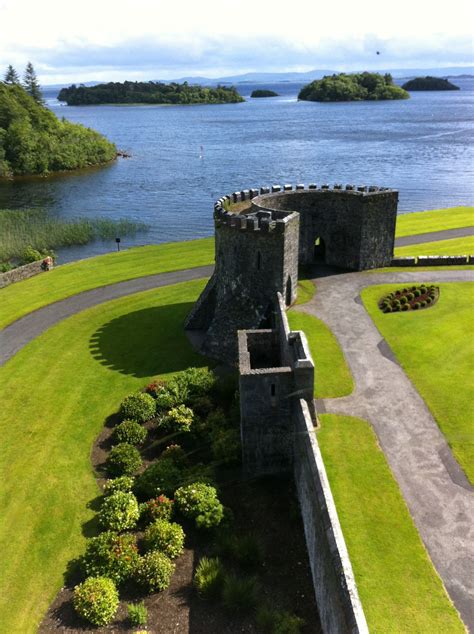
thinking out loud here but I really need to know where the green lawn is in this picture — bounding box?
[288,311,353,398]
[0,238,214,329]
[394,235,474,257]
[362,282,474,483]
[295,279,316,305]
[0,279,208,632]
[318,414,464,633]
[395,206,473,238]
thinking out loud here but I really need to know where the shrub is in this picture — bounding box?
[143,519,185,558]
[192,396,214,418]
[420,286,427,294]
[420,301,427,308]
[103,475,134,496]
[73,576,119,626]
[159,404,194,433]
[99,491,140,532]
[257,606,305,633]
[128,601,148,626]
[119,392,156,422]
[175,482,224,529]
[222,573,259,613]
[383,306,392,313]
[402,304,409,311]
[194,556,225,599]
[160,443,189,466]
[135,551,175,593]
[426,297,432,304]
[173,367,216,401]
[400,296,408,305]
[155,382,185,411]
[139,494,174,524]
[216,533,262,570]
[81,531,139,584]
[413,303,421,310]
[414,289,421,298]
[407,292,415,300]
[113,419,148,446]
[211,428,241,465]
[134,458,183,500]
[106,443,142,476]
[144,379,167,398]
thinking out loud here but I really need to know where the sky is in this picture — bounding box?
[1,0,473,84]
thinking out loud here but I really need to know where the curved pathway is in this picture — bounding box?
[0,265,214,366]
[394,225,473,246]
[295,268,474,630]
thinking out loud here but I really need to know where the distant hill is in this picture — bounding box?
[298,72,409,102]
[402,76,460,91]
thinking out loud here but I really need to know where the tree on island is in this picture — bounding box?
[401,76,460,91]
[298,72,409,102]
[23,62,43,103]
[251,89,279,98]
[4,65,20,85]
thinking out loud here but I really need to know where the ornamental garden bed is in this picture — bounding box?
[378,285,440,313]
[40,368,320,633]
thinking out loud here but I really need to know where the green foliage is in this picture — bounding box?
[402,76,460,91]
[58,81,244,105]
[143,519,185,558]
[133,457,184,500]
[0,83,116,176]
[106,442,142,477]
[298,72,409,102]
[139,494,174,524]
[193,556,225,599]
[99,491,140,531]
[257,605,305,633]
[113,419,148,446]
[251,89,279,98]
[159,404,194,433]
[22,62,42,103]
[103,475,134,496]
[216,533,262,570]
[175,482,224,529]
[222,574,259,613]
[135,551,175,593]
[211,427,241,465]
[0,208,148,262]
[119,392,156,422]
[128,601,148,626]
[81,531,139,584]
[173,367,217,401]
[21,244,55,264]
[4,65,20,85]
[73,576,119,626]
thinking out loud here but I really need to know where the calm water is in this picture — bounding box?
[1,79,473,262]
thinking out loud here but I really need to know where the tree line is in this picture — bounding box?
[4,63,43,103]
[298,72,409,102]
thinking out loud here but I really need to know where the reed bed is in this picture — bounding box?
[0,209,148,261]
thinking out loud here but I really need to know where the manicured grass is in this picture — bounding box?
[0,279,208,632]
[295,279,316,305]
[395,206,473,238]
[288,311,353,398]
[362,282,474,483]
[318,414,464,633]
[0,238,214,329]
[394,235,474,256]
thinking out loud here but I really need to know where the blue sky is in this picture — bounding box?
[1,0,473,83]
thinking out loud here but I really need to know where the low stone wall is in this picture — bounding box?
[391,255,472,267]
[0,259,53,289]
[294,399,369,634]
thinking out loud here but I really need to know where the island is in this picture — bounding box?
[298,72,409,102]
[250,89,279,98]
[0,83,116,177]
[58,81,245,105]
[401,76,460,91]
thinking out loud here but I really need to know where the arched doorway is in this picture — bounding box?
[285,276,293,306]
[314,237,326,262]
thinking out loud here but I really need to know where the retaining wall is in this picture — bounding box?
[391,255,473,267]
[0,260,52,289]
[294,399,369,634]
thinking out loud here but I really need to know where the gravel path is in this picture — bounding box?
[395,225,473,246]
[295,268,474,630]
[0,265,214,366]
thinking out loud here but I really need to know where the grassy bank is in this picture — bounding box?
[0,238,214,329]
[395,206,473,237]
[394,235,474,257]
[288,311,353,398]
[362,282,474,482]
[318,414,464,633]
[0,280,207,632]
[0,208,148,262]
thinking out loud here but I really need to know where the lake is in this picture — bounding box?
[1,79,473,262]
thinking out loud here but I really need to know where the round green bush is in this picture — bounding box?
[107,443,142,477]
[413,303,421,310]
[81,531,138,584]
[99,491,140,532]
[175,482,224,529]
[407,292,414,301]
[383,306,392,313]
[103,475,135,496]
[419,286,427,294]
[160,443,188,466]
[159,405,194,433]
[173,367,216,400]
[113,419,148,446]
[414,289,421,298]
[400,296,408,305]
[73,576,119,626]
[420,301,427,308]
[135,551,175,593]
[133,458,183,500]
[144,519,185,558]
[401,304,409,311]
[119,393,156,422]
[139,494,174,524]
[426,297,432,304]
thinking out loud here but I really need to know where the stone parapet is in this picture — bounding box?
[0,258,53,289]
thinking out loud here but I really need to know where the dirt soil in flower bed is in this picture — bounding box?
[40,417,322,633]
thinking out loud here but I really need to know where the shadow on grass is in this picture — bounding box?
[89,302,207,377]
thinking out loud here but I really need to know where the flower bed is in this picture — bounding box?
[379,285,440,313]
